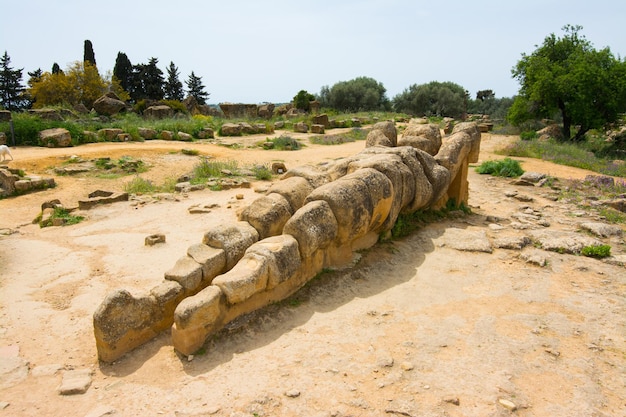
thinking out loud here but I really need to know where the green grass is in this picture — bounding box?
[251,165,273,180]
[309,127,369,145]
[192,159,239,179]
[500,138,626,177]
[269,135,302,150]
[123,176,177,194]
[390,198,471,239]
[475,158,524,177]
[581,244,611,258]
[37,207,84,228]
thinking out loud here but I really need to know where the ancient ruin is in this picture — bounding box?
[93,120,481,362]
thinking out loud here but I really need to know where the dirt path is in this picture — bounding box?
[0,133,624,416]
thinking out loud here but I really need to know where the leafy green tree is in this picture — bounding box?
[393,81,467,118]
[476,89,495,101]
[0,51,26,110]
[84,40,96,67]
[164,61,184,101]
[29,61,108,108]
[113,52,133,97]
[510,25,626,141]
[293,90,315,111]
[185,71,209,104]
[319,76,390,111]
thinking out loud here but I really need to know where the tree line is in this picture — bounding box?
[2,26,626,143]
[0,40,209,111]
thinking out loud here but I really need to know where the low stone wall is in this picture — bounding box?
[93,120,481,362]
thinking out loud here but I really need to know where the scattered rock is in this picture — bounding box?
[31,364,63,377]
[285,389,301,398]
[401,362,414,371]
[377,355,394,368]
[530,230,604,255]
[83,404,117,417]
[520,249,549,267]
[493,235,532,250]
[145,234,166,246]
[520,172,546,183]
[579,222,622,238]
[58,368,93,395]
[443,396,460,406]
[498,398,517,411]
[442,228,493,253]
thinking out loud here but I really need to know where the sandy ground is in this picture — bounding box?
[0,132,624,417]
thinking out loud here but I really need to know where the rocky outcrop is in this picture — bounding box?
[219,103,259,119]
[39,128,72,147]
[0,168,55,197]
[28,109,64,121]
[93,122,482,362]
[144,105,173,119]
[93,93,126,116]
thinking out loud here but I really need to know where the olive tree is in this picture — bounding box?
[510,25,626,141]
[392,81,467,118]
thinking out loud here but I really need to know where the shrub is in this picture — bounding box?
[475,158,524,177]
[581,244,611,258]
[520,130,538,141]
[38,207,84,228]
[123,177,156,194]
[192,159,239,180]
[271,135,301,150]
[252,165,272,180]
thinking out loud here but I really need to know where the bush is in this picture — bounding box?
[475,158,524,177]
[581,244,611,258]
[271,135,301,150]
[520,130,538,141]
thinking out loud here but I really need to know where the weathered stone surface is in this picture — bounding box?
[267,176,314,212]
[29,108,64,121]
[281,164,331,189]
[93,289,159,362]
[0,110,11,122]
[198,127,215,139]
[239,193,293,239]
[58,369,93,395]
[371,120,398,146]
[98,128,124,141]
[304,174,373,245]
[219,103,258,119]
[366,129,393,147]
[312,114,330,128]
[145,233,166,246]
[294,122,308,133]
[311,124,325,134]
[144,105,173,119]
[450,122,481,162]
[212,252,270,304]
[39,128,72,147]
[202,222,259,270]
[149,280,185,327]
[78,192,128,210]
[160,130,174,140]
[530,230,604,254]
[399,122,441,156]
[258,103,275,119]
[177,132,193,141]
[164,255,203,294]
[283,200,338,258]
[172,285,225,355]
[187,243,227,285]
[220,123,242,136]
[93,95,126,116]
[0,131,6,145]
[520,172,546,184]
[579,222,623,238]
[271,162,287,174]
[245,235,301,289]
[442,228,493,253]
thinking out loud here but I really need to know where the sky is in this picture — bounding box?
[2,0,626,104]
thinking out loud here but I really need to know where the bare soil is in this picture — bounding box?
[0,132,624,417]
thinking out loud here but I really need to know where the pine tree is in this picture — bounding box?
[164,61,184,101]
[113,52,133,96]
[144,57,164,100]
[185,71,209,105]
[52,63,62,75]
[84,40,96,67]
[0,51,26,110]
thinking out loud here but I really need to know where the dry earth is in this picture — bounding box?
[0,132,625,417]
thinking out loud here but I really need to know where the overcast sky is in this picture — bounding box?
[2,0,625,104]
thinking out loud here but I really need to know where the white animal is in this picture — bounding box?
[0,145,13,162]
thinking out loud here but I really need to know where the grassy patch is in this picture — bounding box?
[192,159,239,180]
[500,138,626,177]
[475,158,524,177]
[268,135,302,150]
[251,165,273,180]
[37,207,84,228]
[309,127,369,145]
[181,148,200,156]
[123,176,177,194]
[390,199,471,239]
[581,244,611,258]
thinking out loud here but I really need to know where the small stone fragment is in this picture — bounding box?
[145,233,166,246]
[401,362,414,371]
[443,396,460,406]
[498,398,517,411]
[285,389,300,398]
[58,369,93,395]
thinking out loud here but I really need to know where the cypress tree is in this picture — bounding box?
[84,40,96,67]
